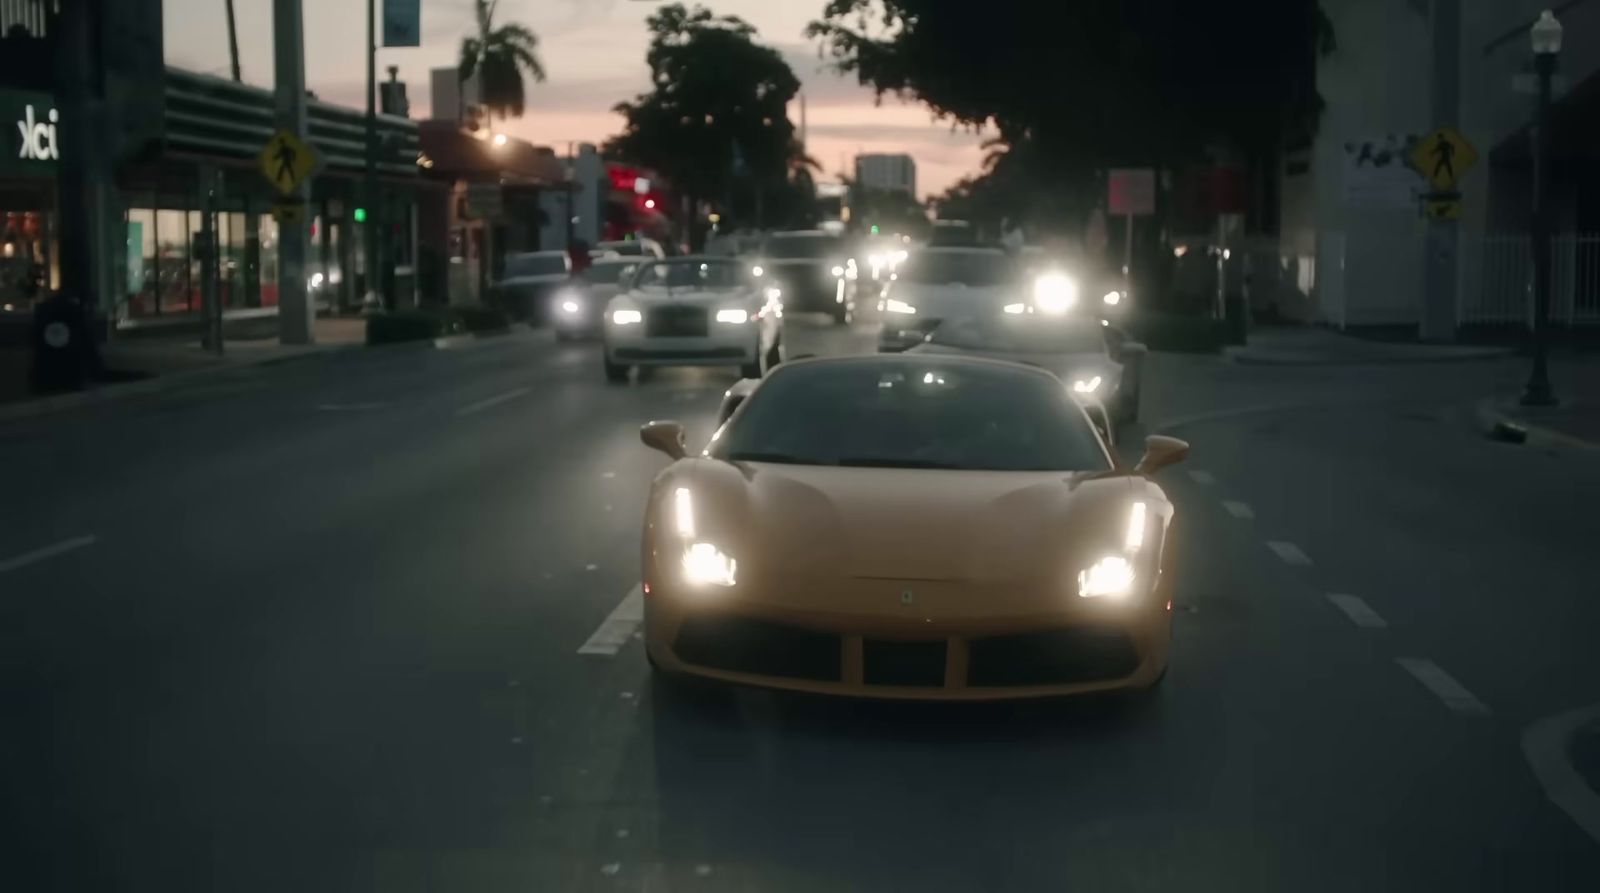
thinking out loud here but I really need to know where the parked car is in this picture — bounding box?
[602,257,783,383]
[595,238,666,260]
[494,250,571,323]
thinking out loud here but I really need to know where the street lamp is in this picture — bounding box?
[1522,9,1562,407]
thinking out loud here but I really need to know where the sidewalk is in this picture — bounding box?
[0,317,367,419]
[1476,355,1600,449]
[1227,326,1512,366]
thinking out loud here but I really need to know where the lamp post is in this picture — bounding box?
[1522,9,1562,407]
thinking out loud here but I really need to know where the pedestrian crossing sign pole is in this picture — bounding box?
[258,129,319,196]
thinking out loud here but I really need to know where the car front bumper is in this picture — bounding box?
[605,326,758,366]
[643,573,1172,700]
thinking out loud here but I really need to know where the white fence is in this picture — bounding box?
[1468,234,1600,327]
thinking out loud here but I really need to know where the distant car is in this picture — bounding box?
[551,257,640,341]
[495,250,572,323]
[705,232,765,259]
[1017,246,1128,324]
[637,354,1189,700]
[908,312,1146,423]
[755,230,856,324]
[876,247,1019,351]
[602,256,784,383]
[595,238,666,260]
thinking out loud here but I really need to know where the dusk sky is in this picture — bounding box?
[163,0,990,197]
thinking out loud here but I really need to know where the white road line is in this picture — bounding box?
[1523,703,1600,845]
[1396,658,1490,715]
[1221,500,1254,519]
[0,535,98,574]
[456,387,531,417]
[1266,541,1312,566]
[1326,593,1387,629]
[578,585,644,656]
[1186,469,1216,485]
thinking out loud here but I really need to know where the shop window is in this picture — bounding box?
[155,209,190,313]
[127,208,157,316]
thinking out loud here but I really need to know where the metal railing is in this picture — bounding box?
[1469,233,1600,326]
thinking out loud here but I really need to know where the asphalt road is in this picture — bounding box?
[3,319,1599,892]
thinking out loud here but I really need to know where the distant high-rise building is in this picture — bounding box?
[854,153,916,196]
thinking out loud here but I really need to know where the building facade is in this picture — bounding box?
[854,154,917,196]
[1281,0,1600,331]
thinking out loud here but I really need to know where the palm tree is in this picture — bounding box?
[458,0,547,121]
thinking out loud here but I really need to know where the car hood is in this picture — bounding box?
[668,459,1136,585]
[887,282,1011,319]
[500,274,569,287]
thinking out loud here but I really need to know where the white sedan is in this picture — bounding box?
[602,257,784,383]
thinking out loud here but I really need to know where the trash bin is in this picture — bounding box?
[29,294,102,394]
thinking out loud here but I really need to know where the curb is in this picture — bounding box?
[1472,397,1600,451]
[1227,346,1512,367]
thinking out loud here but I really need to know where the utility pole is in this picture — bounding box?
[365,0,383,310]
[55,0,112,318]
[273,0,314,343]
[1421,0,1461,342]
[1522,10,1563,406]
[225,0,242,82]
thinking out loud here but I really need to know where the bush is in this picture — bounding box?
[365,305,511,345]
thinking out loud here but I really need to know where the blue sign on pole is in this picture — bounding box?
[382,0,422,48]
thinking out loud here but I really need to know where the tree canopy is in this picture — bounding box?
[459,0,547,120]
[605,4,806,227]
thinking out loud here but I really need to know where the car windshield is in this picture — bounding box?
[634,259,747,290]
[503,254,567,278]
[598,241,645,256]
[715,360,1109,471]
[898,252,1015,286]
[764,235,842,260]
[583,263,633,285]
[928,316,1108,355]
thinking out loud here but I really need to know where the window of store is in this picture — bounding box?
[155,208,190,313]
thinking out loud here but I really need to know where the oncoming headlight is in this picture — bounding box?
[1103,290,1122,306]
[1072,375,1103,394]
[716,308,750,324]
[1078,555,1135,598]
[611,309,642,325]
[885,299,917,315]
[1033,272,1078,314]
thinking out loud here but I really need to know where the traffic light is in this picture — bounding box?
[870,224,880,234]
[353,207,367,223]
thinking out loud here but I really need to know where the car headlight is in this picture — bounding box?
[1072,375,1103,394]
[611,309,642,325]
[716,308,750,324]
[673,489,737,586]
[1103,290,1122,306]
[1034,272,1078,313]
[764,286,782,302]
[831,265,845,278]
[1078,555,1135,598]
[1003,302,1026,315]
[885,299,917,315]
[683,542,738,587]
[751,265,764,278]
[308,272,325,289]
[561,299,581,314]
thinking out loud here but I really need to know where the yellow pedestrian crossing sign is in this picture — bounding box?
[259,129,319,196]
[1410,128,1478,191]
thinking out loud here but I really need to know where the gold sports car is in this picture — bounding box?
[638,354,1189,700]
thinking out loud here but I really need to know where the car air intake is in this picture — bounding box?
[645,305,709,337]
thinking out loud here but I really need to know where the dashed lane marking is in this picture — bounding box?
[1221,500,1254,519]
[1266,541,1312,566]
[1523,703,1600,845]
[1186,469,1216,485]
[578,585,644,656]
[456,387,531,417]
[0,535,98,574]
[1396,658,1490,716]
[1326,593,1387,629]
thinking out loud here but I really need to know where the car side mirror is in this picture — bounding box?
[1135,435,1189,476]
[640,420,688,460]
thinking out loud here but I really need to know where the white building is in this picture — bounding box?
[1280,0,1600,332]
[854,154,917,196]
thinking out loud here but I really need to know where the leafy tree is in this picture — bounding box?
[458,0,547,120]
[809,0,1331,230]
[605,4,805,236]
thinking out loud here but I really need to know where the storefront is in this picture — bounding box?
[111,69,426,323]
[0,87,60,312]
